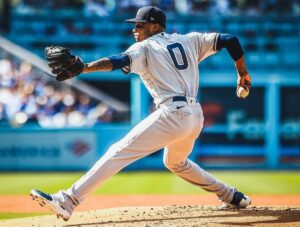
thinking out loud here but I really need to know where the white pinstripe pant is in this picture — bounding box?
[66,98,235,204]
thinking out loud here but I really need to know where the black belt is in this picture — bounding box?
[172,96,187,102]
[172,96,198,104]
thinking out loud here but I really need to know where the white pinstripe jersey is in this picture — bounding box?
[124,32,219,106]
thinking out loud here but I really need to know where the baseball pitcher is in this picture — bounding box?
[31,6,252,221]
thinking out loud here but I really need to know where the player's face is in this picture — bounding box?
[132,22,159,42]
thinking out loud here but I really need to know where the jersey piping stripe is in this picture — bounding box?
[125,53,133,72]
[213,33,220,52]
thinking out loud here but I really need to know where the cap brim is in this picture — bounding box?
[125,18,148,23]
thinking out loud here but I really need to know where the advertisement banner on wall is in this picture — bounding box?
[0,131,97,170]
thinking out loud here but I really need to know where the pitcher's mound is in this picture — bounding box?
[1,205,300,227]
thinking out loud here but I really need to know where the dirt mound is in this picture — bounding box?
[1,206,300,227]
[2,195,300,213]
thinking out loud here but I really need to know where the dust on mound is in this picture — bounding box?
[1,206,300,227]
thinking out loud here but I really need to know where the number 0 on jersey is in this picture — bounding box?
[167,43,188,70]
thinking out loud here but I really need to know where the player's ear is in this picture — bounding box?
[153,23,160,32]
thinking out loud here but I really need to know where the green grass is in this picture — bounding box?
[0,171,300,195]
[0,171,299,220]
[0,213,47,220]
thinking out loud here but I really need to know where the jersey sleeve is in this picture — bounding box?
[123,42,147,74]
[187,32,219,62]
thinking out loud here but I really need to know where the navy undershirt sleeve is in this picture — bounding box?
[216,34,244,61]
[108,54,130,70]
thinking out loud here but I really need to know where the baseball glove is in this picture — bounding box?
[45,46,84,81]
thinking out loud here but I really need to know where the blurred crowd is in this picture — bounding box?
[1,0,299,37]
[0,53,116,128]
[0,0,298,129]
[12,0,300,17]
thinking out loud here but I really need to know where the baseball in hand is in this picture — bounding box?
[237,86,249,99]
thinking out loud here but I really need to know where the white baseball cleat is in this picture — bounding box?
[30,189,76,221]
[220,191,251,209]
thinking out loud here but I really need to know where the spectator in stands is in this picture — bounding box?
[76,94,94,115]
[174,0,190,14]
[118,0,151,13]
[16,0,84,13]
[158,0,175,12]
[191,0,211,14]
[11,0,300,16]
[0,54,115,128]
[84,0,110,17]
[63,19,93,36]
[214,0,231,15]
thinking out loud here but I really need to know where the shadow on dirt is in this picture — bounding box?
[65,207,300,226]
[216,208,300,226]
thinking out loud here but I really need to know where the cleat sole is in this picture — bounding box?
[30,191,70,221]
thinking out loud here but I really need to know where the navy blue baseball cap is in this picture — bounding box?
[126,6,166,28]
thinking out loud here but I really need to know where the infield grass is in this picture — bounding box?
[0,213,47,220]
[0,171,299,195]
